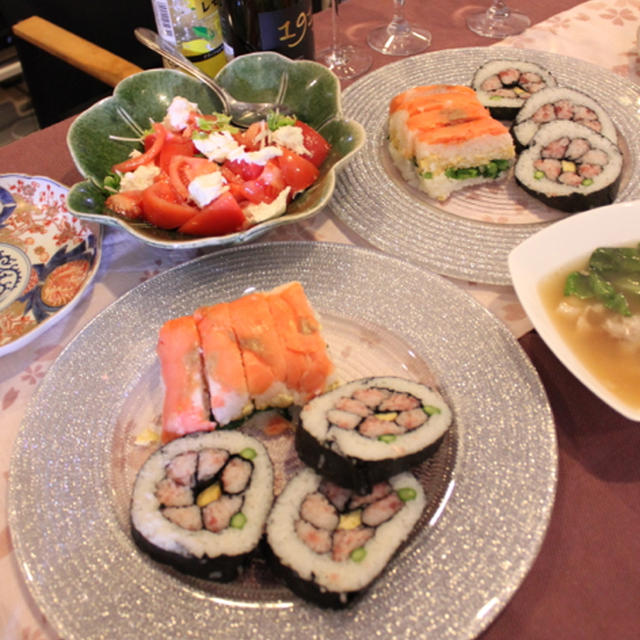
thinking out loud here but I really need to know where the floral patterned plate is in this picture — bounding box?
[0,174,101,356]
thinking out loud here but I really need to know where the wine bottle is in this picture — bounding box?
[220,0,315,60]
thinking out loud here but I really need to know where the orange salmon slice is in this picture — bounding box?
[157,315,215,443]
[270,282,335,399]
[194,302,252,425]
[228,292,288,407]
[390,85,477,115]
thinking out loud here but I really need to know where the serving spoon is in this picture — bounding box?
[134,27,292,128]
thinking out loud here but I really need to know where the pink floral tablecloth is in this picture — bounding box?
[2,1,640,638]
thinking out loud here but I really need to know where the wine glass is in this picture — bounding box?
[367,0,431,56]
[316,0,372,80]
[466,1,531,38]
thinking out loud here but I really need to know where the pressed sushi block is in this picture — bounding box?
[130,430,274,581]
[266,468,426,608]
[157,281,336,442]
[296,376,452,493]
[388,84,515,201]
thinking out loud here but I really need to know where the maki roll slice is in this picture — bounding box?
[296,376,452,493]
[511,86,617,153]
[266,468,426,608]
[514,120,623,213]
[130,430,274,581]
[472,60,556,120]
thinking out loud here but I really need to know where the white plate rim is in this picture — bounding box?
[509,199,640,422]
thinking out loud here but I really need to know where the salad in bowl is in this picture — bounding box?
[66,54,365,249]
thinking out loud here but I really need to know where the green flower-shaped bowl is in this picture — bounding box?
[66,53,365,249]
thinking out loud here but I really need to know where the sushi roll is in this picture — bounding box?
[514,120,623,213]
[472,60,557,120]
[296,376,452,493]
[511,86,617,152]
[130,430,274,581]
[266,468,426,608]
[388,84,515,202]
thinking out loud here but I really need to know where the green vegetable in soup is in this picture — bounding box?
[563,243,640,317]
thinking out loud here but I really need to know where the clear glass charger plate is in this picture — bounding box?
[9,242,557,640]
[333,46,640,285]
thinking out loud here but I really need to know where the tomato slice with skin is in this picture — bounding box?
[178,191,246,236]
[234,121,265,151]
[112,122,167,173]
[223,158,263,181]
[168,155,219,201]
[104,190,144,220]
[240,161,286,204]
[141,181,198,229]
[221,166,246,201]
[157,135,196,173]
[295,120,330,168]
[277,148,319,194]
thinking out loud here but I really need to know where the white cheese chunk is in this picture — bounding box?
[163,96,200,132]
[188,171,229,208]
[243,186,291,224]
[227,144,283,166]
[270,125,310,157]
[120,163,161,191]
[194,130,241,163]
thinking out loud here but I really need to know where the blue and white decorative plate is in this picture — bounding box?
[0,174,102,356]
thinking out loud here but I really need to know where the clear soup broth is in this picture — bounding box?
[539,264,640,411]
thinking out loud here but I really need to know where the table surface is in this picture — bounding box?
[1,1,640,639]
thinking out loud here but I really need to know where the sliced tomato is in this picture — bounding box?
[221,166,247,201]
[234,121,265,151]
[178,191,246,236]
[157,135,196,173]
[295,120,330,168]
[277,148,319,193]
[168,155,218,201]
[223,158,263,181]
[240,178,269,204]
[141,181,198,229]
[104,190,144,220]
[258,161,286,200]
[240,161,285,204]
[112,122,167,173]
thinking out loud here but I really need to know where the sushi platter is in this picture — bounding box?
[334,46,640,285]
[9,242,556,639]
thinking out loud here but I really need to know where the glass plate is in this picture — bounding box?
[9,242,557,639]
[333,47,640,285]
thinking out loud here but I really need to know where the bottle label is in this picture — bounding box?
[257,0,314,59]
[152,0,228,77]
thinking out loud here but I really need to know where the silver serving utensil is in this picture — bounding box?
[134,27,291,128]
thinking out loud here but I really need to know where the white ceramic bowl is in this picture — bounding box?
[509,200,640,422]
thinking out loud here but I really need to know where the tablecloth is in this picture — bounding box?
[1,1,639,638]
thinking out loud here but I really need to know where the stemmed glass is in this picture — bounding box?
[316,0,372,80]
[367,0,431,56]
[466,0,531,38]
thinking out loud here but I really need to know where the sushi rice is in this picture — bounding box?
[130,430,274,580]
[514,119,623,213]
[511,86,618,151]
[266,468,426,607]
